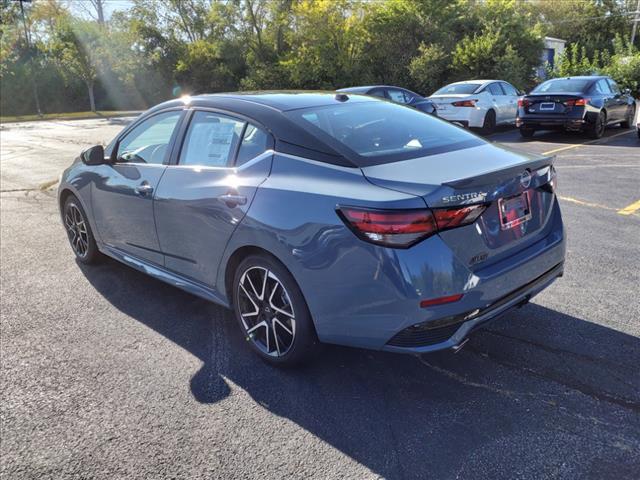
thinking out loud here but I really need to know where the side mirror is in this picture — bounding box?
[624,88,631,95]
[82,145,107,165]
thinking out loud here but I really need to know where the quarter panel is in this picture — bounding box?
[218,153,431,348]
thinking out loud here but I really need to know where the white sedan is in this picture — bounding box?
[428,80,521,134]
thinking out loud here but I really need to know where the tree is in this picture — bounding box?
[50,18,102,111]
[451,0,544,89]
[281,0,367,89]
[532,0,635,56]
[360,0,464,92]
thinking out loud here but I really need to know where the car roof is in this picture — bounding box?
[446,80,501,85]
[201,91,377,111]
[543,76,606,81]
[141,91,383,168]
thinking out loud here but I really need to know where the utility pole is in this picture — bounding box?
[632,0,640,47]
[14,0,42,116]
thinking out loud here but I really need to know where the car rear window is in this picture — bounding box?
[533,79,591,93]
[433,83,481,95]
[284,101,484,166]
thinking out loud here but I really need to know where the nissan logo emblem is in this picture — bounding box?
[520,170,532,189]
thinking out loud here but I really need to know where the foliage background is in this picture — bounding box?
[1,0,638,116]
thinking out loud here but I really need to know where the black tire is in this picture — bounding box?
[232,254,317,367]
[63,195,102,264]
[480,110,496,135]
[519,127,535,138]
[587,111,606,139]
[620,105,635,129]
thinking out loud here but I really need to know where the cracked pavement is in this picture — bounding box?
[1,118,639,479]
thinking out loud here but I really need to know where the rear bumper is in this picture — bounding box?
[435,107,486,128]
[312,198,566,353]
[517,112,594,130]
[383,262,564,354]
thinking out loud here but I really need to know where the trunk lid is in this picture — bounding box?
[522,92,585,115]
[360,143,556,270]
[428,94,476,110]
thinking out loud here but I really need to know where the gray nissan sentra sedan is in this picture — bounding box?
[58,92,566,366]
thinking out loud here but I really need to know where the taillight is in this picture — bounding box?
[337,204,487,248]
[517,98,531,107]
[564,98,589,107]
[451,99,477,107]
[433,204,486,230]
[337,208,436,247]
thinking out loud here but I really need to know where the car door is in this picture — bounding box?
[486,82,508,123]
[92,109,184,265]
[500,82,519,123]
[606,79,627,122]
[153,109,274,288]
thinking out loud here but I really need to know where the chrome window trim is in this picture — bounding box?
[163,149,275,173]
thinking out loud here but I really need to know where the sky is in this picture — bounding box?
[68,0,133,21]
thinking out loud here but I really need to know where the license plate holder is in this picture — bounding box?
[539,102,555,111]
[498,192,532,230]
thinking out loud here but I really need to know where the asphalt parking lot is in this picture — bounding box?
[1,117,639,479]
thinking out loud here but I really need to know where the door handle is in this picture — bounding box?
[218,193,247,207]
[135,183,154,196]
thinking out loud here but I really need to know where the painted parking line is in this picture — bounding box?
[558,195,618,212]
[558,195,640,218]
[617,199,640,216]
[542,129,636,156]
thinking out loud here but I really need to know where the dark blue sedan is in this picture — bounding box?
[338,85,437,115]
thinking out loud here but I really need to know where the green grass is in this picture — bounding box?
[0,110,139,123]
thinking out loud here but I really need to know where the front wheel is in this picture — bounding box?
[620,105,635,129]
[233,254,317,366]
[63,195,102,264]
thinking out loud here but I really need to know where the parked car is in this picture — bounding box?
[338,85,437,115]
[59,92,565,366]
[516,76,636,139]
[427,80,521,134]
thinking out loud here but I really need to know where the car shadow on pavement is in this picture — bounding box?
[78,257,640,479]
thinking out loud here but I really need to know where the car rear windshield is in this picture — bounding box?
[532,79,591,93]
[433,83,481,95]
[284,101,485,166]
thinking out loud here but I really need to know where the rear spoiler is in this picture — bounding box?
[443,155,554,189]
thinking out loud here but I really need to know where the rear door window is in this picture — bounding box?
[180,111,245,167]
[488,83,505,95]
[387,89,411,104]
[607,79,621,95]
[501,82,519,96]
[591,79,612,94]
[368,88,387,99]
[235,124,272,166]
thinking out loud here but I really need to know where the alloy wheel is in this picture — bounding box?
[64,203,89,258]
[237,266,296,357]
